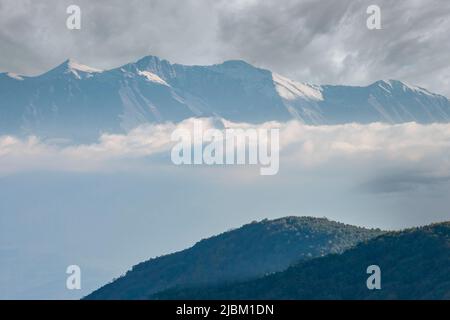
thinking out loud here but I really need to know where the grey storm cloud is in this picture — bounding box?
[361,170,450,194]
[0,0,449,96]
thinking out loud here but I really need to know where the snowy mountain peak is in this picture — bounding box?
[374,79,413,89]
[64,59,102,73]
[135,55,172,71]
[218,60,254,69]
[373,79,438,97]
[1,55,450,141]
[41,59,102,79]
[136,55,165,64]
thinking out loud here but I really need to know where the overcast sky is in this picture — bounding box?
[0,0,449,96]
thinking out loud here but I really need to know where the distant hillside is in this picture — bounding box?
[154,222,450,300]
[85,216,382,300]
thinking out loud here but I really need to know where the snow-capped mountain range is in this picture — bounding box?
[1,55,449,141]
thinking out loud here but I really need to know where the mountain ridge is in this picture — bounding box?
[4,56,446,97]
[152,221,450,300]
[85,216,384,300]
[1,55,450,141]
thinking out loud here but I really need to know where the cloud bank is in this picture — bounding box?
[1,118,450,194]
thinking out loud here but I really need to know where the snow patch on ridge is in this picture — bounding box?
[273,73,323,101]
[376,80,436,97]
[67,59,103,73]
[138,70,170,87]
[6,73,24,80]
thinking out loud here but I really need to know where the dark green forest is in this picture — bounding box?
[86,216,382,299]
[153,222,450,300]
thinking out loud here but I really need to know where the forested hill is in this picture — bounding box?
[153,222,450,300]
[86,216,382,300]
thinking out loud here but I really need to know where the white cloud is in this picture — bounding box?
[1,119,450,183]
